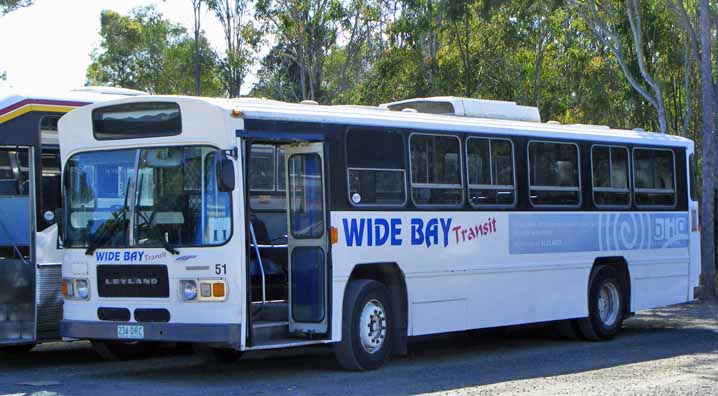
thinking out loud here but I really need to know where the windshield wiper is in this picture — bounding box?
[147,225,179,255]
[134,173,178,255]
[85,181,131,256]
[84,207,128,256]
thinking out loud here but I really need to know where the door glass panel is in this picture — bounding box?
[290,246,325,323]
[0,148,31,259]
[0,147,34,343]
[288,154,324,239]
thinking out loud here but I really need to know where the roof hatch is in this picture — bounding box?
[381,96,541,123]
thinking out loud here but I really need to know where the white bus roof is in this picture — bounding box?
[59,95,694,161]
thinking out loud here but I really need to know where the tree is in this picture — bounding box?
[86,6,223,96]
[569,0,668,133]
[210,0,260,97]
[0,0,31,15]
[191,0,206,96]
[255,0,349,101]
[667,0,716,297]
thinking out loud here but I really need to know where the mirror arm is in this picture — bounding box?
[224,147,238,160]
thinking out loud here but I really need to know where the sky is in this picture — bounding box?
[0,0,256,94]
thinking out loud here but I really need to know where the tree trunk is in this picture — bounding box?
[533,32,547,107]
[682,42,693,137]
[698,0,716,297]
[194,29,201,96]
[192,0,202,96]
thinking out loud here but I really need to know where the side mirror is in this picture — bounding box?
[217,157,235,192]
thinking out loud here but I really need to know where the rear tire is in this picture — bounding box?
[193,344,243,363]
[333,279,393,371]
[576,266,626,341]
[91,340,158,361]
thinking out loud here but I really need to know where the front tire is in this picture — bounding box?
[333,279,393,371]
[577,266,626,340]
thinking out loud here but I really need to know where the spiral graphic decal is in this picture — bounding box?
[600,213,652,251]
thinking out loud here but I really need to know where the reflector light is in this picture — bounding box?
[330,226,338,244]
[212,282,226,298]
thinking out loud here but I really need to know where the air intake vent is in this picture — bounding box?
[135,308,170,323]
[98,307,131,322]
[382,97,541,123]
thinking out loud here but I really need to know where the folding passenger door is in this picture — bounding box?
[284,143,329,334]
[0,146,36,345]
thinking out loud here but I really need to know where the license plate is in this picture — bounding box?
[117,325,144,340]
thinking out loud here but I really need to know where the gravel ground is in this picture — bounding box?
[1,300,717,396]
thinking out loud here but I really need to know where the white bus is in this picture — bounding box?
[58,96,700,368]
[0,87,144,352]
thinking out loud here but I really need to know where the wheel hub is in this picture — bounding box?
[597,281,621,327]
[359,299,387,354]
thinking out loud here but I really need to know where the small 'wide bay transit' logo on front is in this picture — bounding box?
[95,251,168,263]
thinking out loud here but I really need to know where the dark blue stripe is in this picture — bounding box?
[235,130,324,141]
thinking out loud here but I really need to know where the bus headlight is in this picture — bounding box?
[76,280,90,300]
[180,279,227,302]
[181,280,198,301]
[62,278,90,300]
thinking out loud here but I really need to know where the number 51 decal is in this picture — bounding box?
[215,264,227,275]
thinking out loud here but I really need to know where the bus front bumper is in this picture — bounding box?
[61,320,242,348]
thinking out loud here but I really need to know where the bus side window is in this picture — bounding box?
[0,150,20,196]
[528,141,581,207]
[409,133,463,206]
[466,137,515,207]
[249,145,276,191]
[592,145,630,208]
[346,129,406,206]
[633,148,676,207]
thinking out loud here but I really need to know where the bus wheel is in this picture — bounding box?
[193,344,243,364]
[577,266,626,341]
[91,340,158,361]
[333,279,392,371]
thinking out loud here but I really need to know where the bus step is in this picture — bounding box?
[252,321,289,342]
[251,301,288,322]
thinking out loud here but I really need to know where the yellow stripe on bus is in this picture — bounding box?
[0,104,76,124]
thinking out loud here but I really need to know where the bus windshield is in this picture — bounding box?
[64,146,232,250]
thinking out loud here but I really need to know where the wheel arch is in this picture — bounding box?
[591,256,631,315]
[347,262,408,356]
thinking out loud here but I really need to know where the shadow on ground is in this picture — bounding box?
[2,302,717,396]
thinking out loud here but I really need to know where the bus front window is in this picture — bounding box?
[64,146,232,250]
